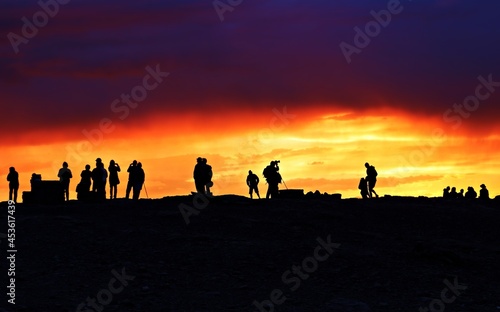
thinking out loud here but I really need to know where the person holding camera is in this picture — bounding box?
[108,160,121,199]
[126,160,137,199]
[263,160,281,199]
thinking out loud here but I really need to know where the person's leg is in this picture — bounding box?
[133,186,141,200]
[126,181,132,199]
[255,185,260,199]
[371,180,378,197]
[367,180,372,198]
[270,184,278,198]
[14,187,18,202]
[249,187,253,199]
[195,180,205,194]
[9,186,13,201]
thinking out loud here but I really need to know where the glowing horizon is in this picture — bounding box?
[2,1,500,202]
[3,107,500,202]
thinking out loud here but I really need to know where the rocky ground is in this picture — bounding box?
[1,195,500,312]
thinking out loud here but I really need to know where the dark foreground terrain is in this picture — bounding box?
[1,195,500,312]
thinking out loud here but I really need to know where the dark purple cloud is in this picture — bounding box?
[1,0,500,137]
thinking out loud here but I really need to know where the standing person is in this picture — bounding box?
[263,161,281,199]
[365,162,378,198]
[126,160,137,199]
[7,167,19,203]
[202,158,213,196]
[58,161,73,201]
[246,170,260,199]
[133,162,145,200]
[108,160,121,199]
[193,157,205,194]
[92,158,108,200]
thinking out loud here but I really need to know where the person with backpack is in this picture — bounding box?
[246,170,260,199]
[365,162,378,198]
[263,161,281,199]
[58,161,73,201]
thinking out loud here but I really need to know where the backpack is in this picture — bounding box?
[369,166,378,177]
[263,166,272,179]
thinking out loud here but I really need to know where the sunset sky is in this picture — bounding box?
[1,0,500,201]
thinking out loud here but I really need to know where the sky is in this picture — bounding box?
[1,0,500,201]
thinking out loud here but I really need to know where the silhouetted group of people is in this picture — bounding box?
[76,158,145,201]
[359,162,378,199]
[5,159,146,203]
[6,158,497,203]
[193,157,213,196]
[125,160,146,200]
[443,184,489,199]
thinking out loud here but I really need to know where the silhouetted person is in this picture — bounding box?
[193,157,205,194]
[202,158,213,196]
[246,170,260,199]
[358,177,369,199]
[464,186,477,199]
[443,186,450,198]
[92,158,108,200]
[108,160,121,199]
[7,167,19,203]
[263,161,281,199]
[450,187,458,199]
[479,184,489,200]
[457,189,464,199]
[365,162,378,198]
[58,161,73,201]
[133,162,145,200]
[77,164,92,200]
[126,160,138,199]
